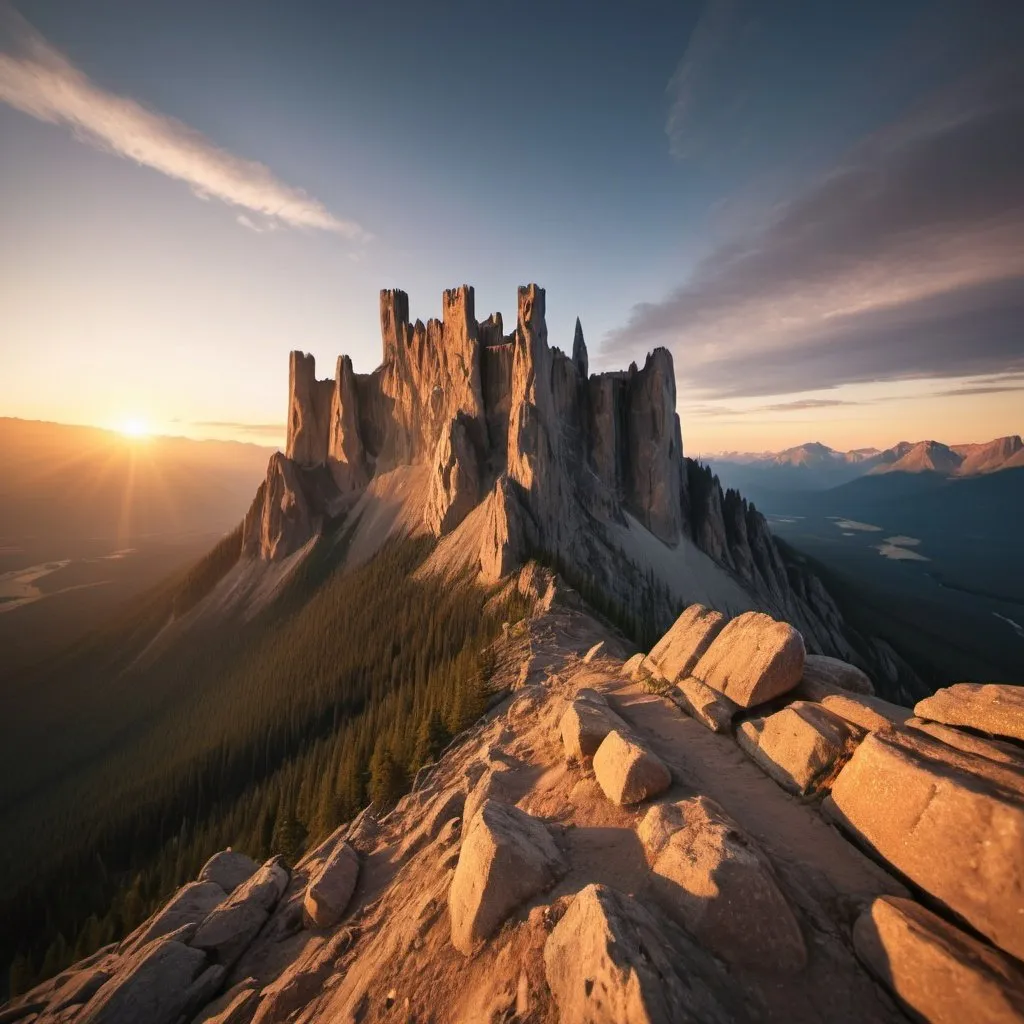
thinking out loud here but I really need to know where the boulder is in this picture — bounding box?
[303,842,359,929]
[559,697,629,760]
[802,654,874,695]
[668,676,737,733]
[76,938,207,1024]
[593,730,672,806]
[906,717,1024,766]
[915,683,1024,744]
[198,851,260,895]
[796,677,910,734]
[124,881,227,953]
[543,884,690,1024]
[691,612,805,708]
[192,858,289,967]
[737,701,865,795]
[825,729,1024,960]
[854,896,1024,1024]
[448,800,565,954]
[646,605,727,685]
[637,797,806,972]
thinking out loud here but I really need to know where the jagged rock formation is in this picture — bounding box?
[237,283,915,695]
[12,589,1021,1023]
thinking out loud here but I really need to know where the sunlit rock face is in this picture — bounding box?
[241,282,871,659]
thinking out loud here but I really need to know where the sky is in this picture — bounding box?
[0,0,1022,455]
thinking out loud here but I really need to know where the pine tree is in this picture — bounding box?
[271,813,307,866]
[368,742,405,808]
[411,711,448,771]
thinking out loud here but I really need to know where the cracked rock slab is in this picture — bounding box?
[854,896,1024,1024]
[825,729,1024,961]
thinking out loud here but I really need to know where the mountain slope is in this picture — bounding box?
[5,591,1021,1024]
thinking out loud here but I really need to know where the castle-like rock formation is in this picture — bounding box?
[240,283,918,690]
[244,284,685,566]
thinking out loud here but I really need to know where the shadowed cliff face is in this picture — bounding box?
[239,283,917,685]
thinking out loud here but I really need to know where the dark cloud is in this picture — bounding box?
[686,275,1024,398]
[610,59,1024,398]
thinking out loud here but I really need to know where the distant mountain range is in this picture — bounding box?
[706,435,1023,491]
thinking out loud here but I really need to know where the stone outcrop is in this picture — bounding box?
[854,897,1024,1024]
[637,797,806,972]
[914,683,1024,743]
[76,935,207,1024]
[737,702,865,795]
[796,675,910,734]
[593,729,672,806]
[690,611,806,708]
[905,717,1024,766]
[448,800,566,954]
[825,729,1024,960]
[121,881,226,953]
[544,884,695,1024]
[198,850,259,894]
[303,841,359,928]
[645,604,726,685]
[191,858,290,967]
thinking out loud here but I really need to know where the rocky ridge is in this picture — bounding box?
[9,576,1022,1024]
[238,283,913,694]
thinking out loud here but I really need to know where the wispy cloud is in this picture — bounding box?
[0,7,368,239]
[189,421,285,437]
[665,0,738,160]
[760,398,860,412]
[611,56,1024,398]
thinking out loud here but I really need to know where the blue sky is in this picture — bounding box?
[1,0,1022,452]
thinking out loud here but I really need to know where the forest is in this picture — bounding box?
[1,521,532,997]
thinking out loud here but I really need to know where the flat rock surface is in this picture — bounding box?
[854,896,1024,1024]
[826,728,1024,961]
[915,683,1024,743]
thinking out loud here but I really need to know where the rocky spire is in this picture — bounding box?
[572,317,588,379]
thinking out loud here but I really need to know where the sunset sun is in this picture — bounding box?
[118,416,150,438]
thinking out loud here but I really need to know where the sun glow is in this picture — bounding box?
[118,417,151,438]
